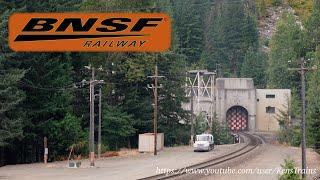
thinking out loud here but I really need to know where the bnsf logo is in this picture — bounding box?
[9,13,171,52]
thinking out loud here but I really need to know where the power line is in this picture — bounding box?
[18,81,78,91]
[17,78,142,91]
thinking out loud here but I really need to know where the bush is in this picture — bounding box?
[277,104,301,146]
[46,113,85,160]
[277,125,301,146]
[272,0,282,6]
[195,113,210,135]
[263,38,269,47]
[211,120,234,145]
[279,159,300,180]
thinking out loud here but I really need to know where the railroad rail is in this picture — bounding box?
[139,132,263,180]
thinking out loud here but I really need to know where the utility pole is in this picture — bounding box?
[43,137,48,164]
[190,87,194,145]
[301,64,306,180]
[82,64,104,167]
[89,67,95,167]
[148,63,164,156]
[288,57,317,179]
[98,87,102,159]
[154,65,158,156]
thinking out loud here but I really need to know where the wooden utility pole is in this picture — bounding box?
[288,57,317,179]
[154,65,158,156]
[44,137,48,164]
[301,62,306,179]
[89,67,95,167]
[82,64,105,167]
[98,88,102,159]
[148,63,164,156]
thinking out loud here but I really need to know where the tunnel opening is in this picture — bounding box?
[226,106,248,131]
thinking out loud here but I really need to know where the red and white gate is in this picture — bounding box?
[226,106,248,131]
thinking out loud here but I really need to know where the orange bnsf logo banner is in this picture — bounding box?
[9,13,171,52]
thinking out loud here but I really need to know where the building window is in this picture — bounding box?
[266,94,276,98]
[266,106,275,113]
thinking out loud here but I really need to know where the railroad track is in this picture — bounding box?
[139,132,263,180]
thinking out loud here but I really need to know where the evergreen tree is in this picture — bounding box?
[157,52,189,146]
[205,2,259,76]
[80,0,155,12]
[102,105,136,150]
[0,9,26,147]
[305,0,320,51]
[267,13,302,89]
[5,0,83,162]
[45,113,83,160]
[240,48,267,88]
[304,0,320,152]
[19,53,76,161]
[172,0,208,65]
[26,0,80,12]
[279,159,300,180]
[276,99,300,146]
[104,52,189,147]
[267,13,303,146]
[0,0,25,14]
[109,53,155,143]
[306,49,320,151]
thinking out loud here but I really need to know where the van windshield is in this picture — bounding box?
[196,135,209,141]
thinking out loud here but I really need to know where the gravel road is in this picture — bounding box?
[0,143,245,180]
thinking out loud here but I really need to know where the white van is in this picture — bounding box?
[193,134,214,152]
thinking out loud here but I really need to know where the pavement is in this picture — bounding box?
[0,143,245,180]
[200,133,320,180]
[2,133,319,180]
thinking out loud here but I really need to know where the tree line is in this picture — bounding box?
[268,0,320,151]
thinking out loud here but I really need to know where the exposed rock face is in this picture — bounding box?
[259,6,286,40]
[258,5,302,52]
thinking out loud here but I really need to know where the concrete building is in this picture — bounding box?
[256,89,291,131]
[184,77,291,132]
